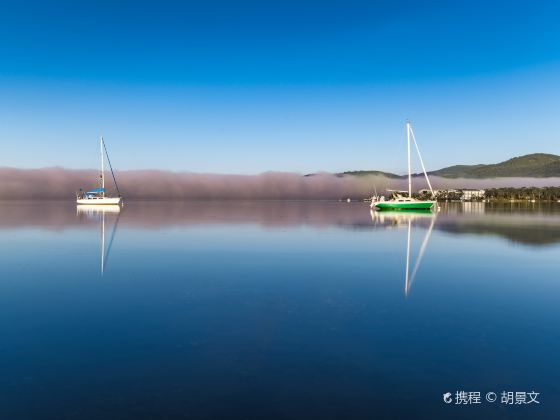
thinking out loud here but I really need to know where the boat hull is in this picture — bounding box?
[77,197,122,205]
[76,204,121,214]
[375,201,435,211]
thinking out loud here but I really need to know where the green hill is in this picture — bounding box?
[429,153,560,178]
[340,170,401,178]
[342,153,560,179]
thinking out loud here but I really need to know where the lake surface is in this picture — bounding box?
[0,200,559,419]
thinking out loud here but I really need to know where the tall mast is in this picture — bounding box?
[100,136,105,196]
[406,121,412,197]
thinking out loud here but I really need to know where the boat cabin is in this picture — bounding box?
[77,187,105,200]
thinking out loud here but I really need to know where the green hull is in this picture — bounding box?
[375,201,435,211]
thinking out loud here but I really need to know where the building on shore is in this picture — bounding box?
[461,189,485,201]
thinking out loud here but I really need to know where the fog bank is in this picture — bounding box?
[0,167,558,199]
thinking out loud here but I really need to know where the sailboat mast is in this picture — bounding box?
[407,121,412,197]
[100,136,105,196]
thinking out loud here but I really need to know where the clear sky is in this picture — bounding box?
[1,0,559,174]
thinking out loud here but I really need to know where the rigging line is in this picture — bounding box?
[103,210,121,272]
[408,126,434,197]
[102,138,122,197]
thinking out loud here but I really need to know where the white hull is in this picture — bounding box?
[77,197,122,205]
[76,204,121,214]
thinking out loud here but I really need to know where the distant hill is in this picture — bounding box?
[429,154,560,178]
[342,153,560,179]
[339,170,401,178]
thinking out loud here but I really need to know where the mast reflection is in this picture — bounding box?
[370,210,436,297]
[76,205,121,274]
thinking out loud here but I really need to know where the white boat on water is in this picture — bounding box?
[77,195,122,205]
[77,137,123,206]
[374,122,436,211]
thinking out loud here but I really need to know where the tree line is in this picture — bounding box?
[484,187,560,201]
[415,187,560,201]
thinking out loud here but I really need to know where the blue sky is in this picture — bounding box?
[1,0,560,174]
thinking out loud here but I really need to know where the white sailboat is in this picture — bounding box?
[77,137,122,205]
[374,122,436,211]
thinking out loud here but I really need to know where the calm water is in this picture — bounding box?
[0,200,559,420]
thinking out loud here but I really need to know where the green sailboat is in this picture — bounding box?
[374,122,436,211]
[375,197,435,211]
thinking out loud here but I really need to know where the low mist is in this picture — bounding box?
[0,167,558,200]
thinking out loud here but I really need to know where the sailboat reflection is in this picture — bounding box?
[370,210,436,296]
[76,205,121,274]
